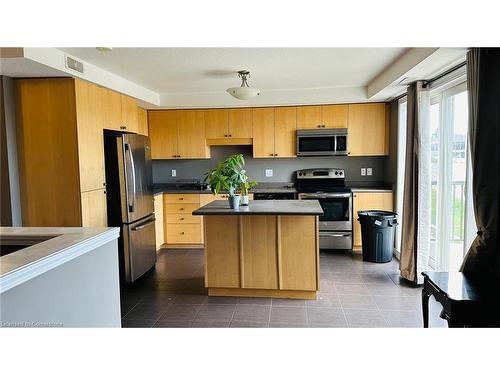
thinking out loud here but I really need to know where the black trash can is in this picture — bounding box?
[357,210,398,263]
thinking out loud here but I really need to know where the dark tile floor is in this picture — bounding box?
[121,249,447,328]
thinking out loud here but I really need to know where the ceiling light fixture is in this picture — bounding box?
[226,70,260,100]
[96,47,113,52]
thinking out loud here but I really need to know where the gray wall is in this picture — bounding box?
[153,145,390,184]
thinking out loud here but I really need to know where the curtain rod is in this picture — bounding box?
[422,61,467,88]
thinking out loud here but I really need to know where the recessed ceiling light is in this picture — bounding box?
[226,70,260,100]
[96,47,113,52]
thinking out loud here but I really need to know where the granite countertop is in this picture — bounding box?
[153,182,297,195]
[0,227,120,285]
[192,200,323,216]
[347,182,394,192]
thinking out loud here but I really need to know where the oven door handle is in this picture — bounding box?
[299,193,351,199]
[320,233,352,237]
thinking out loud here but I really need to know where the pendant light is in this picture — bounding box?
[226,70,260,100]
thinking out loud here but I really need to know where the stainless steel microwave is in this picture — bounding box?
[296,128,348,156]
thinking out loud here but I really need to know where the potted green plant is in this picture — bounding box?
[204,154,246,209]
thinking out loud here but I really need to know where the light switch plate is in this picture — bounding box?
[367,168,372,176]
[265,169,273,177]
[361,168,366,176]
[171,169,177,177]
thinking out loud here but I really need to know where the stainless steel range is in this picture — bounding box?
[296,168,352,250]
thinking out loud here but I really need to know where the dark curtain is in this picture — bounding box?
[400,81,424,283]
[460,48,500,277]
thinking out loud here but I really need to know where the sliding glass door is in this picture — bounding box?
[431,82,472,271]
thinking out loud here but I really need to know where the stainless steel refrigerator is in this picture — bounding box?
[104,131,156,283]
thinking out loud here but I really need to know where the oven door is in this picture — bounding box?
[298,193,352,231]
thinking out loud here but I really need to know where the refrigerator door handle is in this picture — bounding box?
[132,217,156,231]
[125,143,137,212]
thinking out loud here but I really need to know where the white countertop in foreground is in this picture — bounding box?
[0,227,119,293]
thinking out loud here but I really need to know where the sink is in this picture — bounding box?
[0,235,56,257]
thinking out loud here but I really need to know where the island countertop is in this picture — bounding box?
[192,199,323,216]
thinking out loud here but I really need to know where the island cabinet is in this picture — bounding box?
[148,110,210,159]
[204,108,253,145]
[348,103,389,156]
[194,200,322,299]
[352,191,393,251]
[252,107,297,158]
[15,77,142,227]
[297,104,348,129]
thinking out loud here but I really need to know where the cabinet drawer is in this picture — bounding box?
[166,223,202,244]
[165,203,199,214]
[164,194,200,204]
[166,214,201,224]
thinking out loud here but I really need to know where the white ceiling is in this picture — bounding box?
[2,47,467,108]
[60,48,407,94]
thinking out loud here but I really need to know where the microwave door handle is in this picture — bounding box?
[125,143,137,212]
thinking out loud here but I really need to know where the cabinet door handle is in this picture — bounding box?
[274,153,278,156]
[180,217,184,220]
[270,153,274,156]
[181,232,185,235]
[229,134,232,137]
[179,207,184,211]
[224,134,228,137]
[179,197,184,200]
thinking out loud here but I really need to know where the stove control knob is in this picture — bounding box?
[335,171,339,176]
[339,171,343,175]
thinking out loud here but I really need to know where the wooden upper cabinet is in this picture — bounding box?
[101,88,122,131]
[252,108,275,158]
[297,106,322,129]
[74,79,106,192]
[148,111,178,159]
[228,108,252,138]
[176,110,209,159]
[205,109,228,138]
[348,103,389,156]
[120,94,138,133]
[137,107,149,136]
[274,107,297,157]
[322,105,348,128]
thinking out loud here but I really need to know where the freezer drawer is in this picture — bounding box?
[122,214,157,282]
[319,231,352,250]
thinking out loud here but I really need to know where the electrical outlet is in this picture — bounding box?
[265,169,273,177]
[361,168,366,176]
[171,169,177,177]
[367,168,373,176]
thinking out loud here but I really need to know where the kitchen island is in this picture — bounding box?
[193,200,323,299]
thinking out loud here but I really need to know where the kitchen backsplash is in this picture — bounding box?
[152,145,390,184]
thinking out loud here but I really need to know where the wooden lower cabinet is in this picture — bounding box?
[203,214,319,297]
[352,191,394,251]
[153,193,164,250]
[163,193,203,245]
[81,189,107,227]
